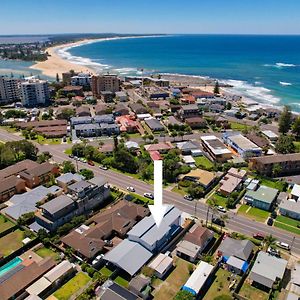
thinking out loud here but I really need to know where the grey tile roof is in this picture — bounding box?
[104,239,152,276]
[68,180,91,193]
[56,173,83,184]
[40,195,75,215]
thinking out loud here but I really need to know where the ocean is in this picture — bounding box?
[1,34,300,111]
[66,35,300,111]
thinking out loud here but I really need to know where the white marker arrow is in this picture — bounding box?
[149,160,168,228]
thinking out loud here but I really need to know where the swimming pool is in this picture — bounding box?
[0,257,22,278]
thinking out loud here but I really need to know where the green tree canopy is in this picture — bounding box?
[275,134,295,154]
[174,290,196,300]
[278,105,292,134]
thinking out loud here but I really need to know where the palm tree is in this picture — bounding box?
[264,234,277,250]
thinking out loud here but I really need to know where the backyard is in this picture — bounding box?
[34,246,60,261]
[239,282,269,300]
[229,122,252,132]
[255,176,286,192]
[203,268,237,300]
[153,257,193,300]
[274,215,300,235]
[53,272,91,300]
[208,193,228,207]
[238,204,270,222]
[100,266,114,277]
[0,229,24,257]
[0,215,15,234]
[114,275,129,288]
[194,156,214,170]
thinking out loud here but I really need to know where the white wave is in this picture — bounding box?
[254,81,262,85]
[279,81,292,86]
[264,62,298,68]
[160,72,210,80]
[222,79,280,104]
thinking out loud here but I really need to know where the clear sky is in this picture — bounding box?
[1,0,300,35]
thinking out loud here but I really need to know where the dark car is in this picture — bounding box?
[88,160,95,166]
[253,233,265,240]
[267,217,274,226]
[271,211,277,219]
[212,217,225,227]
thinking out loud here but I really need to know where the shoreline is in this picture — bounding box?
[30,35,169,78]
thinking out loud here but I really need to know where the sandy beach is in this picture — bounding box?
[30,39,97,78]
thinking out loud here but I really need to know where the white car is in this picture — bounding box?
[144,193,154,199]
[217,206,226,213]
[276,241,290,250]
[127,186,135,192]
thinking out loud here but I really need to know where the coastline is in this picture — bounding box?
[30,35,169,78]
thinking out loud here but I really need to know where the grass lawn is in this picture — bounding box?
[171,186,187,196]
[64,148,72,155]
[238,205,270,222]
[0,126,18,133]
[128,132,142,138]
[239,282,269,300]
[154,258,192,300]
[100,266,114,277]
[129,192,154,205]
[0,215,15,234]
[208,193,228,207]
[276,215,300,227]
[229,121,252,131]
[114,276,129,288]
[294,141,300,153]
[35,247,60,260]
[53,272,91,300]
[36,135,62,145]
[194,156,214,170]
[256,176,286,192]
[203,268,236,300]
[274,221,300,235]
[0,229,24,257]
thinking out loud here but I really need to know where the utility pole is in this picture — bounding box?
[205,206,210,227]
[291,236,296,253]
[194,201,197,216]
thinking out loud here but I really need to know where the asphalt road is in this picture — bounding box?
[1,128,300,254]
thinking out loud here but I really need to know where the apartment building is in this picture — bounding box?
[91,74,120,97]
[20,78,50,106]
[0,76,21,104]
[71,73,91,88]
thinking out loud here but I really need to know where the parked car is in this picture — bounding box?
[144,193,154,200]
[184,195,193,201]
[127,186,135,192]
[276,241,290,251]
[212,217,225,227]
[267,217,274,226]
[267,246,280,257]
[68,154,74,158]
[99,165,108,170]
[217,206,226,213]
[253,233,265,240]
[271,211,277,219]
[88,160,94,166]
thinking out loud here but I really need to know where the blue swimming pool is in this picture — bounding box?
[0,257,22,278]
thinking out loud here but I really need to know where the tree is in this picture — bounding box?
[79,168,94,180]
[226,102,232,110]
[264,234,277,250]
[17,212,35,225]
[292,116,300,137]
[278,105,292,134]
[272,163,282,177]
[67,92,76,100]
[214,81,220,94]
[275,135,295,154]
[178,131,184,141]
[56,73,60,82]
[61,160,76,173]
[57,108,75,120]
[174,290,195,300]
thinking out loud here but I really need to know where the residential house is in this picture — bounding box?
[148,253,173,279]
[61,85,83,97]
[75,123,101,137]
[261,130,278,142]
[245,133,269,149]
[114,103,130,116]
[94,114,115,124]
[104,205,181,276]
[223,132,262,159]
[70,116,93,126]
[99,281,140,300]
[176,225,214,262]
[244,185,278,211]
[201,135,232,162]
[130,103,148,114]
[115,91,128,102]
[279,184,300,220]
[164,116,183,127]
[249,251,287,289]
[176,141,200,155]
[217,237,254,275]
[61,200,148,260]
[56,173,83,192]
[182,261,214,297]
[76,106,91,117]
[249,153,300,177]
[179,169,217,189]
[116,115,139,133]
[129,275,152,300]
[185,117,207,129]
[101,91,114,103]
[144,142,174,153]
[36,177,110,231]
[218,168,246,196]
[94,103,109,115]
[178,104,200,120]
[144,118,164,132]
[0,176,26,203]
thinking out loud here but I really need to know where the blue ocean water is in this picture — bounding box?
[66,35,300,111]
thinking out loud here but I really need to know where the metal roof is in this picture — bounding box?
[40,195,75,215]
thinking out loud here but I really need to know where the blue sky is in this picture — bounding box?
[1,0,300,35]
